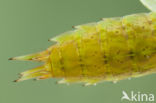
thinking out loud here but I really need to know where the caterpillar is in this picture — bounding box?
[10,0,156,86]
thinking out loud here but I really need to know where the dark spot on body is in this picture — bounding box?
[142,48,146,51]
[129,51,134,59]
[129,51,133,54]
[115,30,119,34]
[80,64,85,67]
[130,55,134,59]
[104,60,108,64]
[91,36,94,39]
[102,54,108,63]
[142,26,145,29]
[79,58,82,62]
[103,55,107,58]
[61,66,65,70]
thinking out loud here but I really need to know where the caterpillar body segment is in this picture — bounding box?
[49,22,97,44]
[49,30,77,43]
[11,1,156,85]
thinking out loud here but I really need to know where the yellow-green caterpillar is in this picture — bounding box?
[10,0,156,86]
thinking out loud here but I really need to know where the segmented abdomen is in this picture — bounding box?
[12,12,156,84]
[50,12,156,81]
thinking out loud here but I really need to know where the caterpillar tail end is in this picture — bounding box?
[13,63,52,82]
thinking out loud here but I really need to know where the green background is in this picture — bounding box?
[0,0,155,103]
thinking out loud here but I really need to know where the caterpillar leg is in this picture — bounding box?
[56,78,81,85]
[57,78,102,86]
[83,79,102,86]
